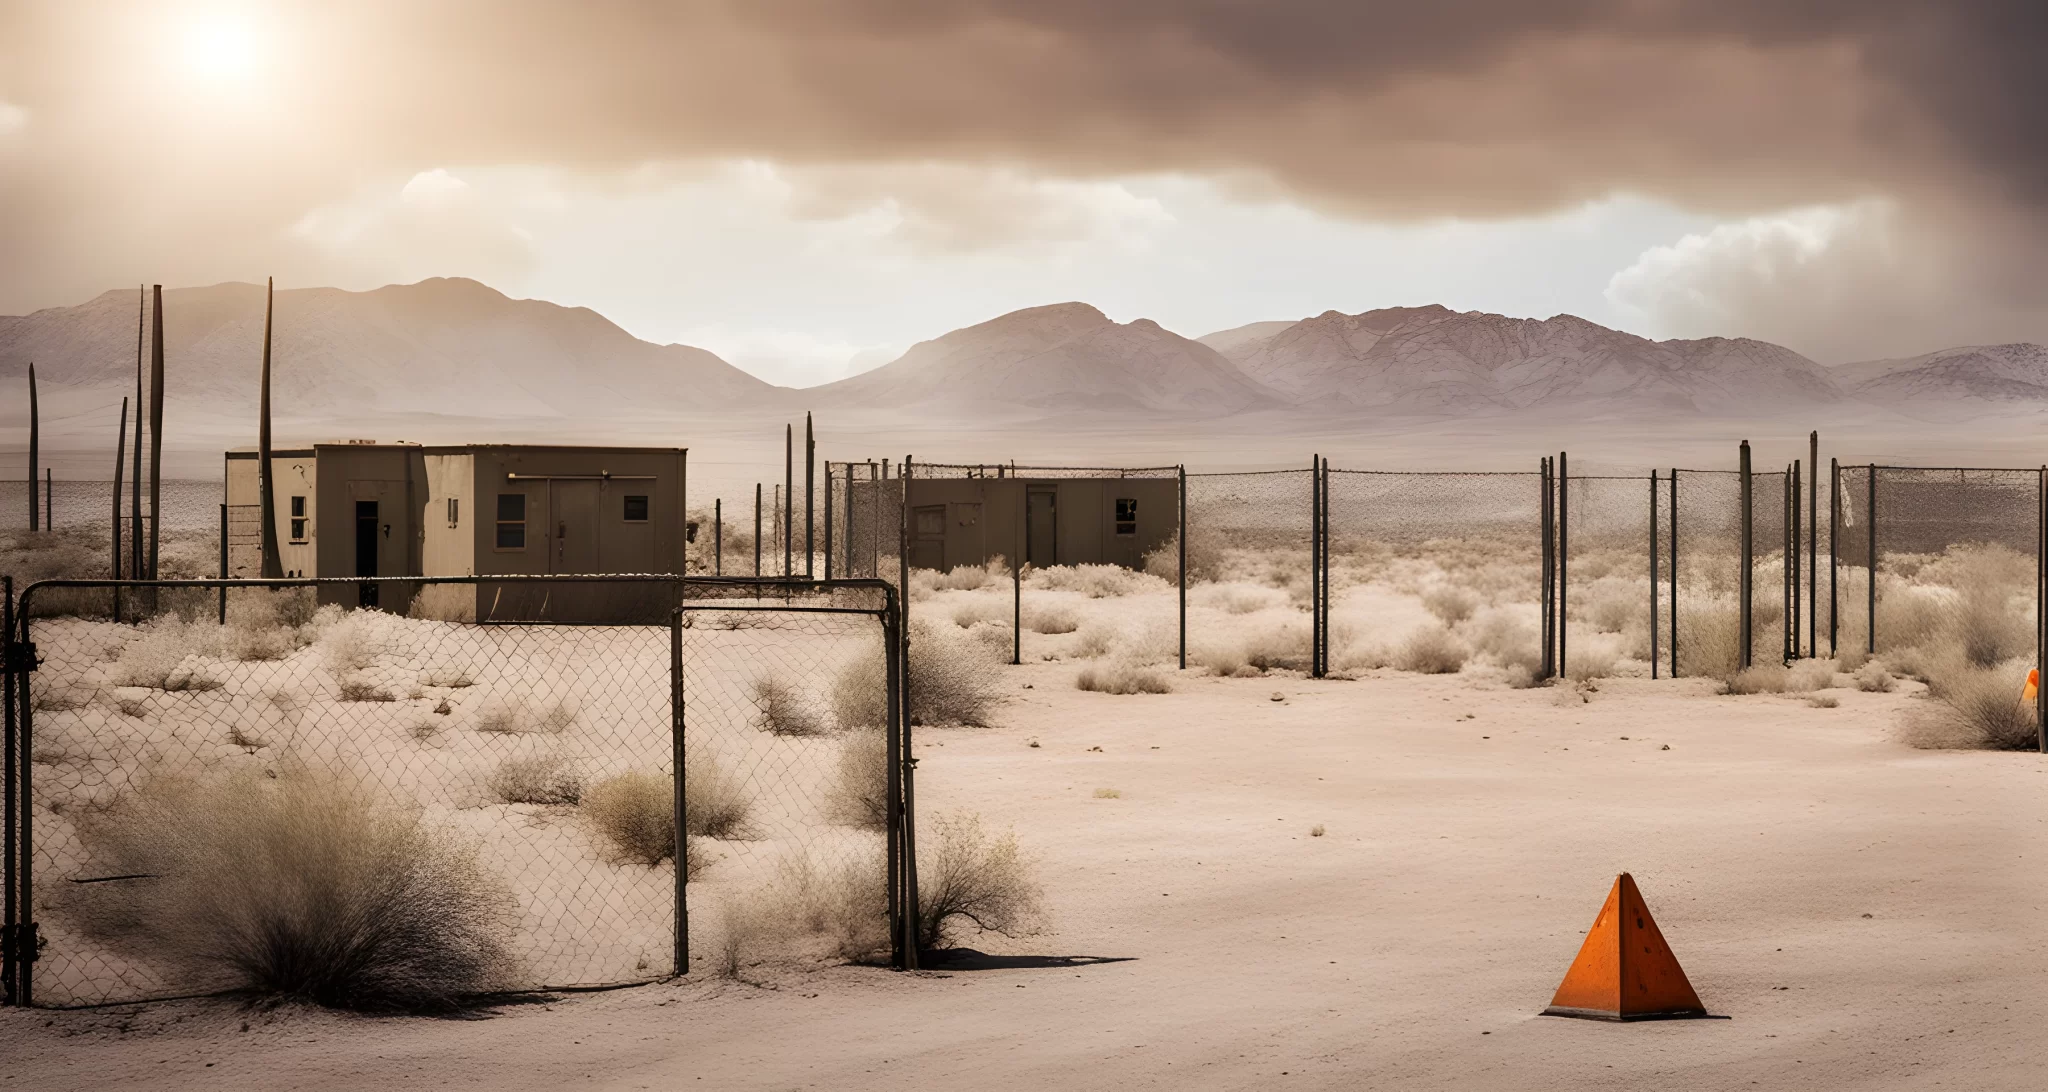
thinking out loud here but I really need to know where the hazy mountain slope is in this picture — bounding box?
[1840,344,2048,404]
[812,302,1276,415]
[1220,305,1843,413]
[1196,319,1296,359]
[0,278,781,419]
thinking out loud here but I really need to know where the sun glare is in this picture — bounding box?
[179,17,259,84]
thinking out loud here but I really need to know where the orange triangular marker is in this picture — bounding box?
[2023,669,2039,703]
[1542,873,1707,1021]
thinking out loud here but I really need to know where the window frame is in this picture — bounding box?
[495,492,528,551]
[1114,497,1138,537]
[288,495,308,543]
[622,494,650,523]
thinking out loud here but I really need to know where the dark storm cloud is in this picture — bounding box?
[0,0,2044,356]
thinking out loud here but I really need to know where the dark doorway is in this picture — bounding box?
[355,500,379,607]
[1026,488,1057,567]
[911,505,946,571]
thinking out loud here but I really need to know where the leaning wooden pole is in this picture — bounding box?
[131,287,145,584]
[25,363,38,532]
[147,285,165,583]
[257,277,284,579]
[112,396,128,619]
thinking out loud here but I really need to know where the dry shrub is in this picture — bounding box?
[1076,660,1172,694]
[1913,659,2039,750]
[722,849,892,971]
[824,729,889,831]
[1564,637,1620,683]
[1027,564,1159,598]
[1462,607,1542,685]
[1809,694,1840,708]
[421,664,476,689]
[832,623,1003,729]
[1574,575,1643,635]
[1395,623,1468,674]
[338,678,394,703]
[950,598,1010,628]
[1142,528,1225,584]
[585,771,701,875]
[472,695,576,734]
[67,767,516,1010]
[1854,662,1895,692]
[1196,583,1289,615]
[1946,555,2033,668]
[914,811,1046,950]
[1724,665,1792,695]
[1071,621,1121,659]
[111,621,222,691]
[685,752,753,839]
[1023,602,1080,634]
[751,675,828,737]
[320,615,380,677]
[222,588,316,661]
[487,753,583,806]
[1676,603,1741,680]
[408,584,477,623]
[1422,585,1481,626]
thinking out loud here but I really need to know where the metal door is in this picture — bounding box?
[1026,488,1057,567]
[354,500,379,606]
[552,480,601,574]
[910,505,946,571]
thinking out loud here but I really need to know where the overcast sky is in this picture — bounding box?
[3,1,2044,386]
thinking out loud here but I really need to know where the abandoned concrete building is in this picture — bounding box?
[224,442,688,621]
[900,475,1177,572]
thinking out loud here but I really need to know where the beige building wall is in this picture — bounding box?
[421,453,476,576]
[223,449,317,577]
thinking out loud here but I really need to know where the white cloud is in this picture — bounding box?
[676,325,904,389]
[286,168,536,288]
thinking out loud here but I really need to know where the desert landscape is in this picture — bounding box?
[10,2,2048,1087]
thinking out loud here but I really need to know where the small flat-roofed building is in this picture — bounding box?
[225,442,687,621]
[901,473,1177,573]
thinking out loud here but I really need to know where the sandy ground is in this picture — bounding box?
[5,660,2045,1090]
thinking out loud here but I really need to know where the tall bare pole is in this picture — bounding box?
[784,423,793,578]
[131,287,145,583]
[804,412,815,579]
[147,285,165,581]
[112,397,128,622]
[25,362,37,532]
[257,277,283,579]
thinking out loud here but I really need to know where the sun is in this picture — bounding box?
[179,16,260,85]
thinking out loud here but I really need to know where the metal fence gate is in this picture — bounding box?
[672,579,916,971]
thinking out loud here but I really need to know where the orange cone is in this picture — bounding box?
[2023,669,2039,704]
[1542,873,1707,1021]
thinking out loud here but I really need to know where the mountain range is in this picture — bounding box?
[4,277,2044,425]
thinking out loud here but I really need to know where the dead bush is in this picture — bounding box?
[472,696,576,734]
[914,811,1045,950]
[1916,661,2039,751]
[1022,603,1080,634]
[835,621,1002,728]
[111,620,218,690]
[1395,623,1468,674]
[1461,607,1542,685]
[1142,528,1225,583]
[1564,638,1620,683]
[486,753,583,806]
[320,615,380,677]
[824,729,890,831]
[585,771,701,875]
[685,752,753,839]
[1026,564,1159,598]
[1854,662,1895,692]
[1422,585,1481,626]
[1676,603,1741,680]
[66,767,516,1010]
[408,584,477,623]
[751,675,828,737]
[338,678,394,703]
[1076,660,1172,694]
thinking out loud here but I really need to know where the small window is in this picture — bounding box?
[289,495,307,542]
[447,497,460,527]
[496,493,526,549]
[915,507,945,536]
[623,495,650,522]
[1114,497,1137,536]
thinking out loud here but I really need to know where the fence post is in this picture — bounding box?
[1829,459,1839,658]
[882,598,904,969]
[753,484,762,578]
[3,574,15,1005]
[1808,432,1819,658]
[670,609,688,975]
[899,458,918,970]
[218,504,229,624]
[1012,485,1022,667]
[1319,457,1331,677]
[1558,452,1569,679]
[1786,463,1796,664]
[1539,457,1553,679]
[1177,465,1187,671]
[1670,467,1680,678]
[1867,465,1877,656]
[714,499,722,576]
[1738,441,1753,671]
[1650,472,1659,680]
[12,586,31,1007]
[824,464,834,581]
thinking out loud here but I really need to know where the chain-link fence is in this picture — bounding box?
[826,462,903,588]
[672,579,912,973]
[1327,469,1543,678]
[5,576,695,1007]
[1562,474,1657,679]
[1831,466,2043,661]
[1184,467,1316,674]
